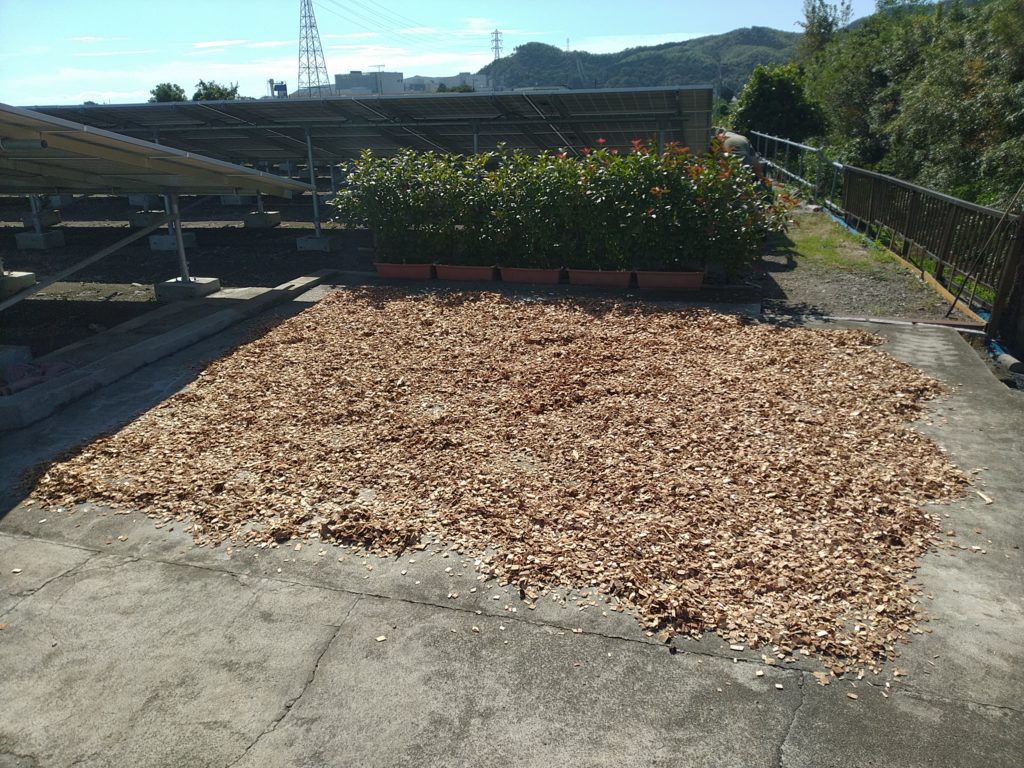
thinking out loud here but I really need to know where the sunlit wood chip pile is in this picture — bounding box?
[32,288,968,672]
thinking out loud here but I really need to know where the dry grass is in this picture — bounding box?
[32,287,968,672]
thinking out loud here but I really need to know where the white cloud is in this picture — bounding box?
[192,40,248,50]
[75,50,157,58]
[246,41,294,49]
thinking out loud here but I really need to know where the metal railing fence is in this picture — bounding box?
[750,131,1022,313]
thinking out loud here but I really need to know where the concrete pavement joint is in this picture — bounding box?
[224,597,361,768]
[26,539,817,677]
[8,531,833,678]
[878,681,1023,717]
[776,671,807,768]
[0,551,101,621]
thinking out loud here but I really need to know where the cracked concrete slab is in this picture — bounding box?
[0,533,94,615]
[229,595,802,768]
[0,556,358,768]
[1,305,1023,766]
[782,685,1024,768]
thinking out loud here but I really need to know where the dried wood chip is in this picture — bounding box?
[847,692,859,700]
[27,289,969,674]
[375,635,387,642]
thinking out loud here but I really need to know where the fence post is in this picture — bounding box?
[902,188,918,259]
[989,213,1024,350]
[866,176,877,236]
[934,208,959,287]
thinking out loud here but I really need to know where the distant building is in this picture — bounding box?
[404,72,491,93]
[334,70,403,95]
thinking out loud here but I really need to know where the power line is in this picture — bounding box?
[314,0,494,60]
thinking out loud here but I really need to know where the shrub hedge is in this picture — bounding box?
[330,141,791,274]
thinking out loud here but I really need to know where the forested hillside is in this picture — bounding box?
[798,0,1022,206]
[478,27,800,98]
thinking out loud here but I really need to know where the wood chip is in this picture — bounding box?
[847,692,859,700]
[27,289,969,674]
[375,635,387,642]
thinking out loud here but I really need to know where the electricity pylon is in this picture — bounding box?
[298,0,333,97]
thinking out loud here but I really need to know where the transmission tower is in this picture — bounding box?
[298,0,332,97]
[491,29,503,61]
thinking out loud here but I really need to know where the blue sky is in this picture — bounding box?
[0,0,880,106]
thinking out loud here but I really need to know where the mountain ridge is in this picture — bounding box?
[477,26,801,96]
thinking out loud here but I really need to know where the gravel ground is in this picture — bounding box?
[760,207,971,323]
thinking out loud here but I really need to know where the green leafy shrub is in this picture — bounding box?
[331,142,791,275]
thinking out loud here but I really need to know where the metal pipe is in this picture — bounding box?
[168,193,191,282]
[0,138,48,151]
[305,128,322,237]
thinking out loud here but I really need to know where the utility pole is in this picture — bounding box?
[491,29,503,61]
[298,0,332,97]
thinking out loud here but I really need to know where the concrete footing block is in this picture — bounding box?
[22,210,62,228]
[149,233,197,251]
[154,277,221,303]
[15,231,65,250]
[0,271,38,298]
[244,211,282,229]
[296,235,335,252]
[130,210,167,228]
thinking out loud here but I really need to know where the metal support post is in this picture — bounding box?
[657,124,666,155]
[168,193,191,282]
[29,195,43,235]
[256,191,265,214]
[472,122,480,155]
[163,195,174,237]
[305,128,322,238]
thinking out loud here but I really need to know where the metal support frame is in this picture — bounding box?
[29,195,44,234]
[256,190,265,214]
[305,128,322,237]
[166,193,192,282]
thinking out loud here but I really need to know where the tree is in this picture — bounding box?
[149,82,186,103]
[798,0,852,59]
[730,63,825,142]
[192,80,240,101]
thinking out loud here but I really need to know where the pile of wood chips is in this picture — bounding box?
[32,288,968,672]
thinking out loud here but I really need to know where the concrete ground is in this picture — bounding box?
[0,288,1021,768]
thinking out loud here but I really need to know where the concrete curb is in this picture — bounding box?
[0,270,336,431]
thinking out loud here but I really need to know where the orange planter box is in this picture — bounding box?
[435,265,496,281]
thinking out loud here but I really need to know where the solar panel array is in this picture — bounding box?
[0,104,313,196]
[33,87,713,168]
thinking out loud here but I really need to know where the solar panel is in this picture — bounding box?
[0,103,313,196]
[32,86,713,166]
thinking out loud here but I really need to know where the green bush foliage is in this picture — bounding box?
[331,142,790,274]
